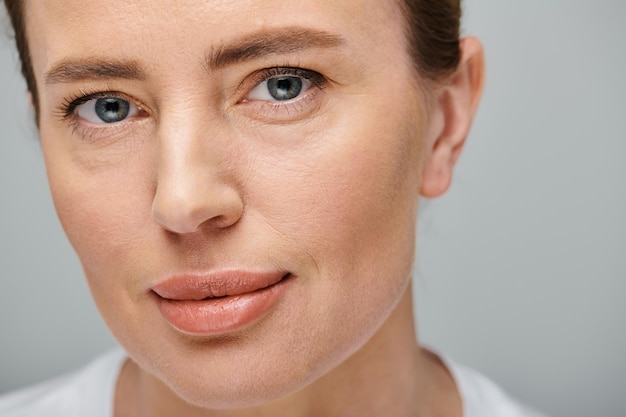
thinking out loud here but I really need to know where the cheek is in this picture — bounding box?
[41,132,154,281]
[42,142,160,353]
[244,98,424,331]
[250,104,423,273]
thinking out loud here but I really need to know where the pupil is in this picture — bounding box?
[95,98,130,123]
[268,77,303,101]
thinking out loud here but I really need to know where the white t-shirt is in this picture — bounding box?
[0,348,548,417]
[440,355,548,417]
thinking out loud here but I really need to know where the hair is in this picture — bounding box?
[3,0,461,119]
[3,0,37,113]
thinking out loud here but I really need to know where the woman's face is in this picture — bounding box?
[27,0,431,407]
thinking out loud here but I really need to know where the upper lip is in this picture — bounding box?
[151,270,289,300]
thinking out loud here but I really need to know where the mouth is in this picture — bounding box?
[191,273,291,300]
[152,271,290,300]
[152,272,293,336]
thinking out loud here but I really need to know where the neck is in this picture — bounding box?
[115,284,461,417]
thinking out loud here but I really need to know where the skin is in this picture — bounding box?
[24,0,484,416]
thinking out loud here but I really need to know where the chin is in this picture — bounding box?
[153,352,324,410]
[116,322,324,411]
[171,378,302,410]
[123,316,372,412]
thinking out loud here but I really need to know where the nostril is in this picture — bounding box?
[209,215,233,230]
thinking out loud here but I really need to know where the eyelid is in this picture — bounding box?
[235,66,328,123]
[242,67,327,101]
[55,89,149,143]
[57,90,147,122]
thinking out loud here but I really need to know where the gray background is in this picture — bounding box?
[0,1,624,416]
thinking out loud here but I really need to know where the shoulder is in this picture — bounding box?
[0,348,126,417]
[441,355,549,417]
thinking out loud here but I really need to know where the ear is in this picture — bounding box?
[420,37,485,198]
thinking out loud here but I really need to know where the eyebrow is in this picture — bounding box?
[43,28,346,85]
[206,28,346,71]
[45,59,146,85]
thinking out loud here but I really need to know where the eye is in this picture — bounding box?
[76,97,140,124]
[248,75,313,102]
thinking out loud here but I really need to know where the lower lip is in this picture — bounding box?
[155,275,292,336]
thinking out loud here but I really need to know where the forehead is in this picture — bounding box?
[26,0,408,77]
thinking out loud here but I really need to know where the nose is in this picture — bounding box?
[151,121,244,234]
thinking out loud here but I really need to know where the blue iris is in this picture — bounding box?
[267,77,303,101]
[94,98,131,123]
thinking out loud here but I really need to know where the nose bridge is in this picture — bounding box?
[151,106,244,234]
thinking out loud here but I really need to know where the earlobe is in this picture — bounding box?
[420,37,485,198]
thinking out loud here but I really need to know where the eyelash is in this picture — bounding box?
[242,67,327,118]
[56,66,328,138]
[54,89,142,141]
[57,89,133,121]
[248,67,326,91]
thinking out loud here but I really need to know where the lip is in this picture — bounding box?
[152,271,292,336]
